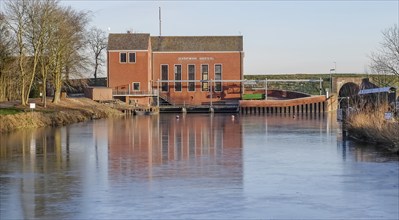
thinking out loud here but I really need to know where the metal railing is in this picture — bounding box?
[112,90,158,96]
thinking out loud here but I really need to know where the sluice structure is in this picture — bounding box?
[239,96,327,115]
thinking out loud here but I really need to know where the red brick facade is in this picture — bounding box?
[107,34,243,106]
[152,52,243,105]
[108,50,151,92]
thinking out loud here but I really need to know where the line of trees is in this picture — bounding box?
[369,24,399,87]
[0,0,107,106]
[370,24,399,77]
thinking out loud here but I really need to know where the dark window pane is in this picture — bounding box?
[215,65,222,91]
[133,83,140,91]
[215,83,221,91]
[161,65,168,91]
[188,65,195,91]
[175,65,182,91]
[202,65,208,91]
[129,53,136,63]
[215,65,221,74]
[120,53,127,63]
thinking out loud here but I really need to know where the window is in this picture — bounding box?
[161,65,168,92]
[201,65,208,91]
[133,82,140,91]
[215,64,222,92]
[174,65,182,91]
[129,52,136,63]
[120,52,127,63]
[188,65,195,91]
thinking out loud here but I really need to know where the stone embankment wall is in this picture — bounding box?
[239,95,327,114]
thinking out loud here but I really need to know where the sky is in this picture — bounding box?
[55,1,398,74]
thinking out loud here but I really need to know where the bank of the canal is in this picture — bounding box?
[0,98,123,133]
[2,97,398,156]
[344,106,399,153]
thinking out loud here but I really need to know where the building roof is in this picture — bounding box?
[151,36,243,52]
[108,33,150,50]
[107,33,243,52]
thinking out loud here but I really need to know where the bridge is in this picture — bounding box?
[330,76,381,112]
[333,76,365,94]
[239,75,373,114]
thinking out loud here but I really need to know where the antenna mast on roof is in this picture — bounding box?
[159,7,162,36]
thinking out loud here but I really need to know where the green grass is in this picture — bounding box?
[242,93,264,100]
[0,108,24,115]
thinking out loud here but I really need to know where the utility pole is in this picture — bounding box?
[159,7,162,36]
[330,62,336,93]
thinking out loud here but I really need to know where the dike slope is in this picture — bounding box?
[0,98,123,133]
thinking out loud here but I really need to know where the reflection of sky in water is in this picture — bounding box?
[0,114,398,219]
[243,115,398,218]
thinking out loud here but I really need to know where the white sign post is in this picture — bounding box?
[384,112,392,120]
[29,103,36,112]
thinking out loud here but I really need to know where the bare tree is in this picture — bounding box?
[27,0,58,107]
[48,6,88,103]
[0,12,17,101]
[5,0,29,105]
[87,27,107,84]
[4,0,89,105]
[370,24,399,77]
[34,1,58,107]
[4,0,56,105]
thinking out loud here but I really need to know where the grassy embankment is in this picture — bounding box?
[346,106,399,153]
[0,108,23,115]
[0,98,123,133]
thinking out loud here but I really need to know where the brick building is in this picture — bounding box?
[107,33,244,106]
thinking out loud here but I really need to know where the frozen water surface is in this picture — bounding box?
[1,114,398,219]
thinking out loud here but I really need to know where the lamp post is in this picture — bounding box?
[330,62,336,93]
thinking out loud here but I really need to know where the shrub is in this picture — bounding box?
[346,105,399,152]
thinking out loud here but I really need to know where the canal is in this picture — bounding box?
[1,114,398,219]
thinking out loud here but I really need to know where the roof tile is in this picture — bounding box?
[151,36,243,52]
[108,33,150,50]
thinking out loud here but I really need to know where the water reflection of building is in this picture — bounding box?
[1,115,244,218]
[0,127,75,219]
[107,114,243,180]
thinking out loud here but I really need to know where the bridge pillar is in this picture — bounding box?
[327,94,338,112]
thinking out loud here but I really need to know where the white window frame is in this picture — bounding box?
[214,64,222,92]
[187,64,195,92]
[201,64,209,92]
[174,64,182,92]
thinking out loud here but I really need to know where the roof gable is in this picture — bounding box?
[108,33,150,50]
[151,36,243,52]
